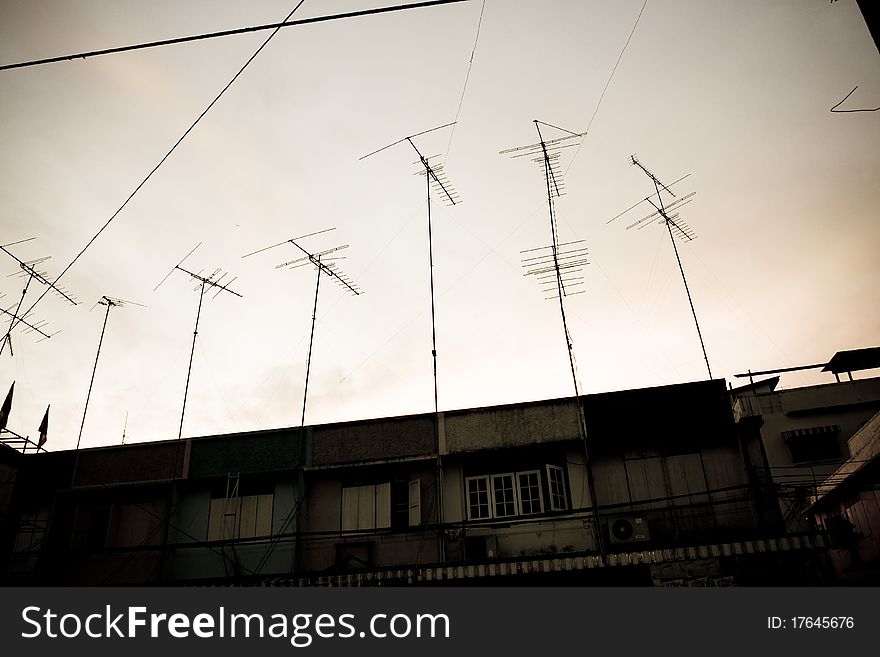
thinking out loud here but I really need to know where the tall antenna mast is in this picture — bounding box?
[155,244,243,439]
[0,238,75,355]
[361,122,459,564]
[360,122,460,415]
[243,228,362,427]
[500,121,588,399]
[76,295,145,450]
[501,120,605,557]
[611,155,712,379]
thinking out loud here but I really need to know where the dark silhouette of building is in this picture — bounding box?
[1,379,833,586]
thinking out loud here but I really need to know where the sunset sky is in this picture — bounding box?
[1,0,878,451]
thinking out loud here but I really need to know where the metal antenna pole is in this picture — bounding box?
[242,229,361,427]
[503,120,604,557]
[0,239,77,355]
[155,245,242,440]
[361,124,458,414]
[0,270,34,357]
[628,156,712,380]
[535,122,581,401]
[655,180,712,379]
[361,123,458,564]
[179,280,206,440]
[301,256,323,428]
[423,149,440,415]
[77,300,112,450]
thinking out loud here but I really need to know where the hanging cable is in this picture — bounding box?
[0,1,472,72]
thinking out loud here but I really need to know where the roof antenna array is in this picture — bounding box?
[0,292,56,356]
[609,155,712,379]
[501,120,606,558]
[0,237,76,355]
[500,121,588,391]
[155,243,243,439]
[243,227,362,427]
[76,295,145,450]
[360,122,460,416]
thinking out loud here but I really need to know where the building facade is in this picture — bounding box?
[1,379,832,586]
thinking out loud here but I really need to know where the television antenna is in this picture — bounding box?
[0,237,76,355]
[0,292,56,357]
[243,228,362,427]
[76,295,145,450]
[155,244,242,439]
[501,120,605,557]
[609,155,712,379]
[500,120,588,397]
[360,121,460,415]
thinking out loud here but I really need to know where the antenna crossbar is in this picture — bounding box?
[155,244,243,439]
[623,155,712,379]
[0,244,78,306]
[241,228,362,427]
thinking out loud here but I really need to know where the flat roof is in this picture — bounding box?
[823,347,880,374]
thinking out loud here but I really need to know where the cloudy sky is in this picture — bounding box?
[1,0,878,451]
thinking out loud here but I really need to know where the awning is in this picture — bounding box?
[782,425,839,442]
[264,534,827,587]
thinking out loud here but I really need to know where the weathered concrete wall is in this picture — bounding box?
[188,430,304,478]
[73,442,185,487]
[311,415,435,466]
[444,400,581,454]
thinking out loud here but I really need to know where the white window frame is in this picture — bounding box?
[516,470,544,515]
[466,469,558,520]
[408,479,421,527]
[545,465,567,511]
[465,475,492,520]
[490,473,518,518]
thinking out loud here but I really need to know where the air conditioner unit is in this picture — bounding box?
[608,516,650,544]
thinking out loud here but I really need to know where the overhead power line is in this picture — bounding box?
[566,0,649,173]
[3,1,310,342]
[0,0,472,72]
[9,1,468,343]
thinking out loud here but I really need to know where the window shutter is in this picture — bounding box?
[376,482,391,529]
[255,494,274,536]
[358,485,376,530]
[239,495,258,539]
[342,486,358,531]
[408,479,421,526]
[207,498,225,541]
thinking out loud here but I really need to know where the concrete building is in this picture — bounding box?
[809,410,880,584]
[1,379,830,586]
[731,351,880,531]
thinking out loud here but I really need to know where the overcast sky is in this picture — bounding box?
[1,0,878,451]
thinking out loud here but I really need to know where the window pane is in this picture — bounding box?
[492,474,517,517]
[467,477,490,520]
[518,471,542,515]
[408,480,421,527]
[547,466,567,511]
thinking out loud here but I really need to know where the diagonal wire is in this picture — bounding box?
[566,0,649,174]
[0,0,471,72]
[9,1,307,339]
[829,85,880,112]
[444,0,487,164]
